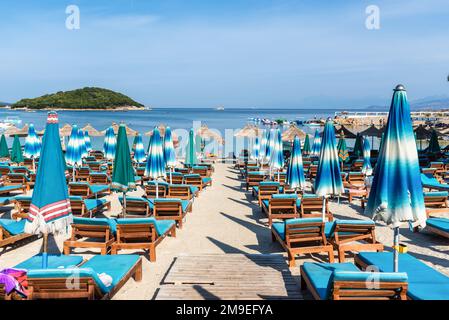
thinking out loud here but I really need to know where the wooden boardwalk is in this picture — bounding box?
[155,254,302,300]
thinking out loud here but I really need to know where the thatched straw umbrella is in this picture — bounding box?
[197,124,224,145]
[281,124,306,141]
[102,122,138,136]
[82,123,103,136]
[6,124,29,137]
[234,124,261,138]
[145,124,180,148]
[59,124,73,137]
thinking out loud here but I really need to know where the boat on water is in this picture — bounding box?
[215,105,225,111]
[2,116,22,126]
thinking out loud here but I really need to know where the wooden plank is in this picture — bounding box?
[156,254,302,300]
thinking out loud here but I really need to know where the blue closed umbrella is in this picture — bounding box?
[84,131,92,152]
[258,130,268,165]
[132,134,146,164]
[145,127,166,197]
[264,129,275,164]
[163,127,177,183]
[65,125,83,182]
[269,129,284,180]
[25,112,72,268]
[361,137,373,176]
[286,136,306,191]
[78,129,88,159]
[251,137,260,163]
[311,129,322,157]
[314,119,344,220]
[24,124,41,171]
[103,126,117,161]
[364,85,426,272]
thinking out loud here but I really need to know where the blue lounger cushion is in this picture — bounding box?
[421,174,449,190]
[90,184,109,194]
[15,254,84,270]
[247,171,266,175]
[333,271,407,283]
[301,262,361,300]
[26,254,140,294]
[153,198,190,212]
[0,218,26,235]
[357,251,449,300]
[426,217,449,234]
[0,185,24,193]
[184,174,200,178]
[423,191,448,197]
[84,198,109,211]
[73,217,117,235]
[272,218,330,241]
[116,218,175,236]
[147,181,169,187]
[0,197,13,205]
[262,196,301,210]
[14,195,32,201]
[202,177,212,184]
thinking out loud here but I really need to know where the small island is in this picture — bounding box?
[12,87,145,110]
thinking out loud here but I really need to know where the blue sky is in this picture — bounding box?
[1,0,449,108]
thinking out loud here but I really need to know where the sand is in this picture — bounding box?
[1,162,449,299]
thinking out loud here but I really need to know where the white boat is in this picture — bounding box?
[4,116,22,125]
[216,106,225,111]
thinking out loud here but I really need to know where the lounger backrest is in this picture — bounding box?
[168,173,184,184]
[332,221,376,243]
[424,191,448,208]
[285,219,327,245]
[135,167,146,176]
[69,183,90,197]
[259,184,280,197]
[12,167,29,175]
[87,163,101,171]
[301,196,325,214]
[192,167,209,177]
[7,173,27,184]
[71,223,112,240]
[145,184,167,198]
[154,199,182,217]
[89,173,109,184]
[247,173,265,184]
[421,168,437,176]
[308,165,318,178]
[69,197,85,215]
[184,174,202,185]
[121,198,151,216]
[430,162,444,169]
[168,185,191,200]
[15,197,32,212]
[116,223,157,242]
[269,195,297,212]
[332,271,408,300]
[0,167,10,175]
[348,172,365,184]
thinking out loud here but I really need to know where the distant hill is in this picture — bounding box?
[359,96,449,111]
[13,87,144,110]
[0,101,11,106]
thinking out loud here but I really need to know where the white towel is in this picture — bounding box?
[98,273,113,287]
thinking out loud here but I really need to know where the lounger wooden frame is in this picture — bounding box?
[63,223,115,255]
[271,221,334,267]
[121,198,152,218]
[26,257,142,300]
[254,184,280,206]
[70,198,111,218]
[88,173,110,185]
[5,174,30,191]
[246,173,266,191]
[153,200,192,229]
[111,222,176,261]
[145,184,167,198]
[168,185,194,200]
[300,265,407,300]
[0,224,35,249]
[300,197,333,221]
[329,223,384,262]
[184,175,211,191]
[262,197,298,226]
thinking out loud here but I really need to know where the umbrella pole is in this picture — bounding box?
[73,164,76,182]
[32,157,36,173]
[156,180,159,198]
[322,196,326,222]
[170,168,173,184]
[393,227,399,272]
[42,233,48,269]
[122,192,126,218]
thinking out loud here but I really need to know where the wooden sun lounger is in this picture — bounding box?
[111,219,176,262]
[246,172,266,191]
[118,197,152,217]
[0,184,26,195]
[5,174,31,191]
[261,195,299,226]
[145,183,168,198]
[327,220,384,262]
[153,199,192,229]
[300,262,408,300]
[167,172,184,184]
[0,218,35,249]
[271,218,334,267]
[253,182,280,206]
[423,191,449,216]
[88,172,111,185]
[69,197,111,218]
[75,167,91,181]
[26,255,142,300]
[167,184,195,200]
[63,218,116,255]
[184,174,211,191]
[300,195,333,221]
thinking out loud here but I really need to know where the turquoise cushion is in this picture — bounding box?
[15,254,84,270]
[0,218,25,235]
[260,181,280,187]
[90,184,109,194]
[84,198,108,211]
[326,219,375,238]
[430,162,444,165]
[272,194,297,199]
[0,197,12,205]
[184,174,200,178]
[14,195,32,201]
[0,185,24,193]
[357,252,449,300]
[69,195,84,201]
[272,222,286,240]
[247,171,265,175]
[333,271,407,283]
[424,191,448,197]
[192,166,207,170]
[202,177,212,184]
[189,185,199,194]
[301,262,360,300]
[427,217,449,233]
[147,181,169,187]
[116,218,175,236]
[73,217,117,235]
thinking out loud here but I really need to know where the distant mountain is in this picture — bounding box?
[13,87,144,110]
[358,96,449,111]
[0,101,11,106]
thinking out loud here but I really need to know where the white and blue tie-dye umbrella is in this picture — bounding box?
[251,136,260,162]
[364,85,426,272]
[286,136,306,191]
[78,129,88,159]
[265,129,275,163]
[314,119,344,220]
[270,129,284,180]
[24,123,41,159]
[361,137,373,176]
[133,133,146,164]
[66,125,83,181]
[103,126,117,161]
[258,130,268,165]
[145,127,166,197]
[163,127,177,183]
[84,131,92,152]
[311,129,322,157]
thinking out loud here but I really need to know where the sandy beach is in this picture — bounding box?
[1,162,448,300]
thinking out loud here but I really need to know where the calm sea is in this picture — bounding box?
[0,107,384,152]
